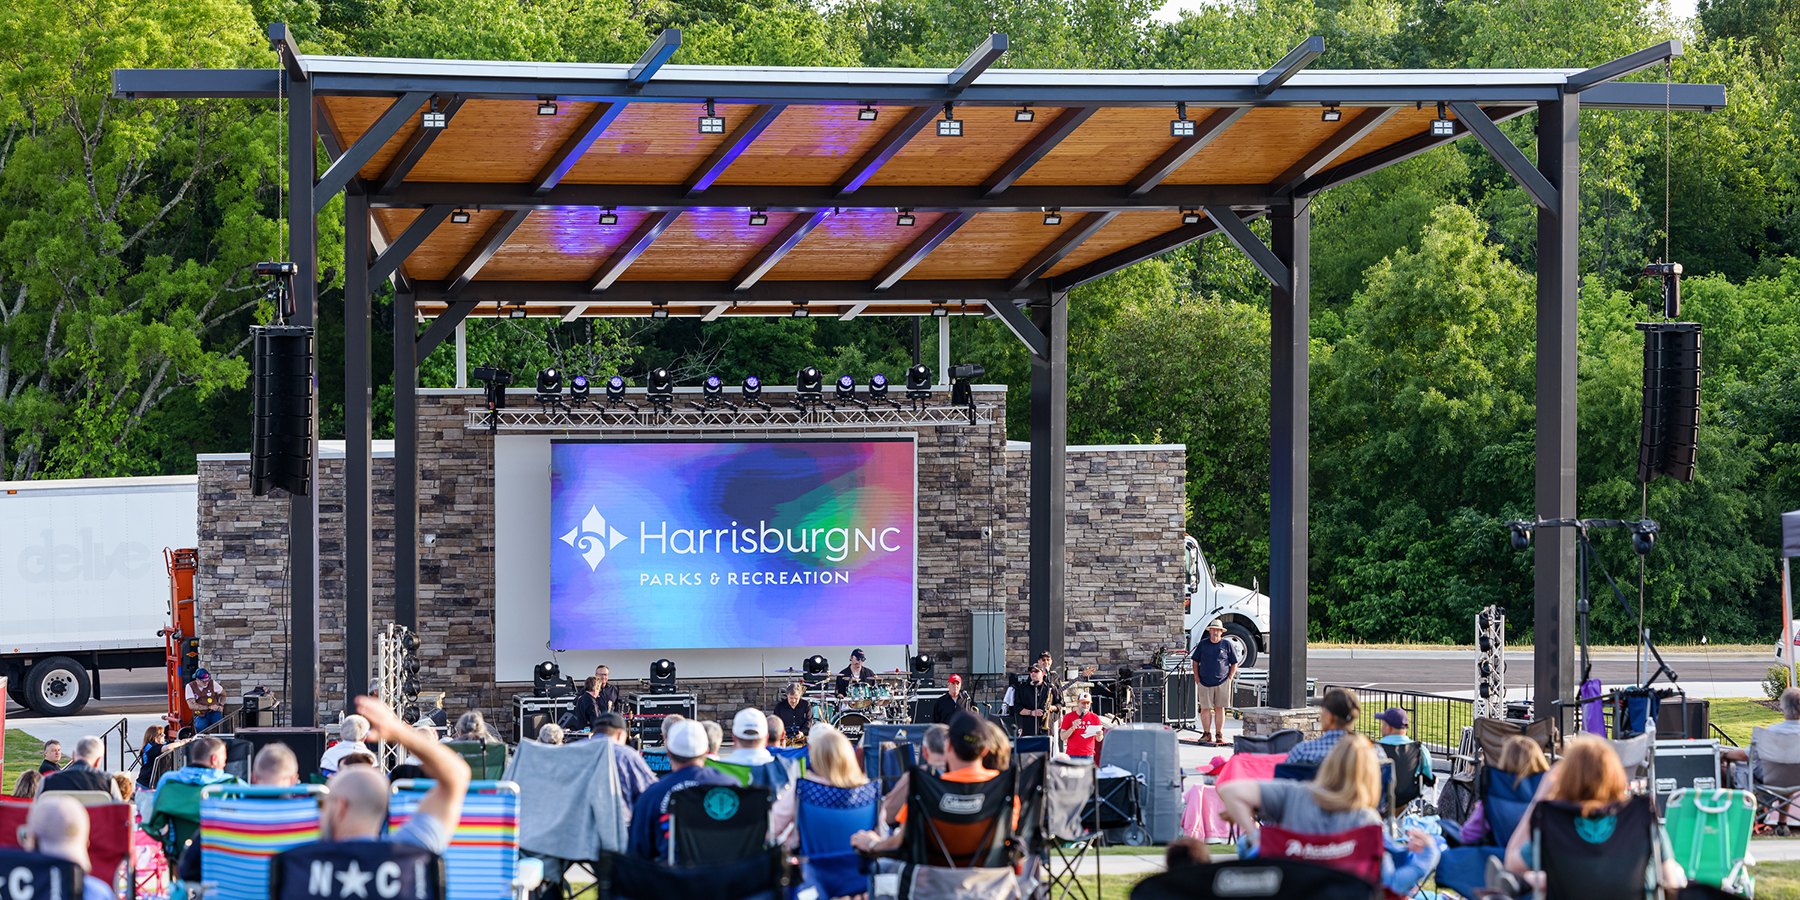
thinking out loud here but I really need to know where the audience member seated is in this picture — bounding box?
[880,724,949,826]
[538,724,566,745]
[41,736,119,798]
[715,708,798,794]
[771,724,881,849]
[322,696,469,853]
[1282,688,1360,765]
[626,719,739,860]
[1462,735,1549,845]
[146,736,243,863]
[1497,735,1685,896]
[850,711,1018,857]
[448,710,501,744]
[12,770,42,798]
[593,712,657,812]
[175,743,304,882]
[1164,836,1211,870]
[1725,687,1800,787]
[19,794,119,900]
[38,740,64,775]
[1217,732,1439,895]
[1374,707,1434,783]
[136,726,166,790]
[320,714,372,776]
[765,714,787,749]
[700,720,724,758]
[111,774,134,804]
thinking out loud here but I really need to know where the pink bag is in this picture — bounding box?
[1181,784,1232,841]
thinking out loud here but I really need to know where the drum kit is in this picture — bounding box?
[803,675,914,742]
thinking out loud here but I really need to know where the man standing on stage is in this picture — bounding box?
[1011,666,1055,737]
[1058,692,1105,759]
[931,674,974,724]
[771,682,813,740]
[835,649,878,696]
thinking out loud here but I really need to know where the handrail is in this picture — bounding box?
[96,716,137,777]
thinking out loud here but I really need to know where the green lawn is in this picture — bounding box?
[1749,860,1800,899]
[1712,697,1784,748]
[4,726,46,788]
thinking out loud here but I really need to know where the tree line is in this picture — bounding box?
[0,0,1795,643]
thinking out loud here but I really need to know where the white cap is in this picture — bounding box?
[733,708,767,740]
[665,720,709,758]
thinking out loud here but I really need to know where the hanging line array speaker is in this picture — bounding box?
[251,324,315,496]
[1635,321,1702,484]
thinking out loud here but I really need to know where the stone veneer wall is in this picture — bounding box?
[196,387,1184,735]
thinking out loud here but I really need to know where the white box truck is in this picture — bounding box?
[1,475,196,715]
[1183,534,1270,668]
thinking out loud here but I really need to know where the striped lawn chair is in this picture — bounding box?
[391,780,522,900]
[198,784,326,900]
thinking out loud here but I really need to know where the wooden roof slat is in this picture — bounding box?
[534,101,630,195]
[904,211,1080,281]
[474,208,663,281]
[713,105,894,187]
[686,104,786,195]
[867,107,1059,188]
[1124,108,1247,197]
[875,212,977,290]
[621,209,808,281]
[981,106,1097,197]
[1009,211,1119,290]
[590,211,681,291]
[765,210,949,281]
[561,102,762,186]
[446,210,531,297]
[1270,106,1397,195]
[1042,210,1185,278]
[834,106,935,195]
[733,210,827,290]
[1163,107,1349,185]
[371,205,452,285]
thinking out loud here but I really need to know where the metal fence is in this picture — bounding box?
[1324,685,1476,759]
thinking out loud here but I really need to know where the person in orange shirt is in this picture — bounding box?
[850,712,1017,854]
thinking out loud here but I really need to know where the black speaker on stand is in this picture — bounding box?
[251,323,315,496]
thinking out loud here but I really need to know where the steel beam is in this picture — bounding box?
[687,104,786,195]
[1258,37,1325,94]
[418,300,481,360]
[1008,210,1118,291]
[1565,40,1682,94]
[344,193,372,710]
[588,211,681,292]
[1534,94,1580,731]
[1028,294,1068,671]
[733,210,826,290]
[1203,205,1290,292]
[314,92,430,210]
[534,101,629,195]
[376,96,464,195]
[981,106,1097,197]
[1267,203,1309,709]
[412,277,1046,305]
[1050,215,1228,289]
[1294,106,1531,197]
[370,205,454,286]
[286,70,320,728]
[268,23,308,82]
[314,100,361,196]
[835,106,936,195]
[393,289,418,636]
[948,34,1008,94]
[1270,106,1396,195]
[375,180,1274,213]
[988,298,1048,358]
[445,210,531,298]
[1125,107,1248,198]
[873,213,975,291]
[1449,102,1559,211]
[838,301,871,320]
[627,30,681,89]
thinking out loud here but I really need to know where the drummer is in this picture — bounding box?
[834,648,879,696]
[771,682,813,740]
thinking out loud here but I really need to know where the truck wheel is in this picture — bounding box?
[1224,623,1258,670]
[26,656,92,716]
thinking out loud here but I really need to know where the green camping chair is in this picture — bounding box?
[145,775,245,872]
[1664,787,1755,896]
[448,740,510,780]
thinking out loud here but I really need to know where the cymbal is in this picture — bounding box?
[774,667,802,673]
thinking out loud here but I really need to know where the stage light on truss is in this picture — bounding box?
[698,99,725,134]
[1043,208,1063,226]
[868,373,889,400]
[741,375,763,402]
[605,375,627,402]
[703,375,725,400]
[749,208,769,227]
[1181,208,1202,225]
[858,104,878,121]
[1015,105,1035,122]
[568,375,590,404]
[537,99,558,116]
[937,102,961,137]
[647,367,675,402]
[835,374,857,403]
[597,208,618,226]
[931,303,949,317]
[535,368,562,397]
[1171,101,1194,137]
[896,208,916,227]
[796,366,823,396]
[508,304,527,319]
[451,208,471,224]
[905,364,931,396]
[1321,104,1342,122]
[791,303,809,318]
[1430,101,1455,137]
[650,302,669,319]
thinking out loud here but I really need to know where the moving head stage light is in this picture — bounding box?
[794,366,824,410]
[568,375,590,405]
[647,367,675,410]
[533,661,573,698]
[695,375,734,410]
[603,375,637,411]
[832,374,868,410]
[905,364,932,403]
[648,658,678,694]
[909,653,936,686]
[740,375,771,411]
[801,654,831,687]
[868,374,900,409]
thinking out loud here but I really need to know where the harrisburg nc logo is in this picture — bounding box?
[560,506,629,571]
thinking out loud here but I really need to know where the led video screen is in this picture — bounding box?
[549,439,916,650]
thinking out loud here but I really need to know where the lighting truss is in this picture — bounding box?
[469,401,998,433]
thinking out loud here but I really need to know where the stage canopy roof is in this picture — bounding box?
[117,33,1725,328]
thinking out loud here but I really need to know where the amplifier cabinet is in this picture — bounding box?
[235,728,328,780]
[513,694,575,744]
[1652,738,1721,814]
[629,693,698,748]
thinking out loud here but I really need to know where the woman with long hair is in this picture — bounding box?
[1461,735,1551,844]
[769,724,884,900]
[11,770,42,798]
[1502,735,1685,891]
[136,725,167,789]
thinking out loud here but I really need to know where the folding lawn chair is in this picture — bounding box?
[586,847,794,900]
[197,783,325,900]
[391,780,524,900]
[1663,787,1755,896]
[1130,858,1382,900]
[1749,725,1800,832]
[1082,772,1143,846]
[271,840,446,900]
[1434,767,1544,897]
[794,778,881,900]
[448,740,510,781]
[667,784,771,867]
[1233,730,1303,756]
[872,764,1026,900]
[1530,795,1660,900]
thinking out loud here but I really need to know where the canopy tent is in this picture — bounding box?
[114,28,1727,727]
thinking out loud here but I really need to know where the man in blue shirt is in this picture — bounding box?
[627,719,738,860]
[1191,620,1239,746]
[1374,707,1435,783]
[593,712,658,814]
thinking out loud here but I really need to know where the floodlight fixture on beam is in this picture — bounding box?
[597,208,618,226]
[1015,105,1034,122]
[1171,102,1194,137]
[937,103,961,137]
[1181,208,1202,225]
[650,301,669,319]
[509,303,527,318]
[858,104,878,121]
[698,99,725,134]
[1321,103,1342,122]
[537,98,557,116]
[1430,101,1455,137]
[896,209,916,227]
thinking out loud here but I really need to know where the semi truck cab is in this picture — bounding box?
[1181,535,1269,669]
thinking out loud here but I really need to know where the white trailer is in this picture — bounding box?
[1,475,195,715]
[1182,535,1270,668]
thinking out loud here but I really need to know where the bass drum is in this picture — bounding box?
[834,711,870,743]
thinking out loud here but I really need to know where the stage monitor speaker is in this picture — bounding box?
[520,712,552,743]
[234,727,328,781]
[1636,322,1702,484]
[1656,698,1710,740]
[251,324,315,497]
[909,688,947,724]
[1132,668,1167,724]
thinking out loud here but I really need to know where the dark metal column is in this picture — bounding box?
[1535,95,1580,727]
[1028,293,1068,669]
[344,195,372,704]
[394,293,418,632]
[1268,203,1310,709]
[286,71,320,727]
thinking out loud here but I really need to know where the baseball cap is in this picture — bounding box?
[948,674,962,684]
[948,711,985,757]
[665,719,709,758]
[195,668,211,679]
[850,649,866,661]
[1375,707,1409,730]
[733,707,767,740]
[594,712,626,731]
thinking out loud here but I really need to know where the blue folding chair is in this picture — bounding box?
[391,780,523,900]
[1436,768,1543,897]
[197,784,326,900]
[794,779,881,899]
